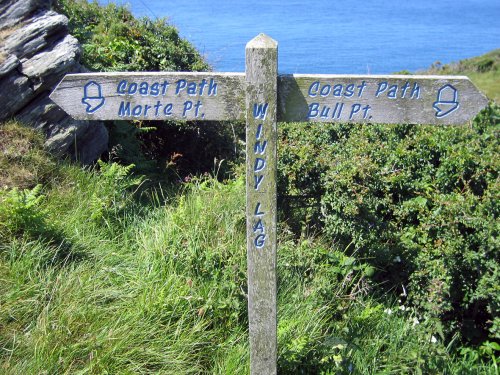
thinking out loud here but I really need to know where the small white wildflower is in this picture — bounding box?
[384,308,393,315]
[399,305,406,311]
[412,317,419,326]
[393,256,401,263]
[430,335,438,343]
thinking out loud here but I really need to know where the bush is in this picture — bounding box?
[54,0,209,72]
[278,104,500,344]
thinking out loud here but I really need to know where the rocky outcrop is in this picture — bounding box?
[0,0,108,164]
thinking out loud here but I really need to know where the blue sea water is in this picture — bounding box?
[100,0,500,74]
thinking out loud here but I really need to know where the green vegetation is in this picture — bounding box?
[0,0,497,372]
[279,104,500,347]
[54,0,209,72]
[1,121,498,373]
[422,49,500,104]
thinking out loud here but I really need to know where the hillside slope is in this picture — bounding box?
[421,49,500,104]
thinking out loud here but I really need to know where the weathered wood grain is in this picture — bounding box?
[245,33,278,375]
[278,74,488,124]
[49,35,492,375]
[50,72,246,121]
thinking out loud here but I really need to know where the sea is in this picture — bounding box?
[99,0,500,74]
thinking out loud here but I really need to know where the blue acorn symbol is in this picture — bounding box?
[433,84,459,118]
[82,81,105,113]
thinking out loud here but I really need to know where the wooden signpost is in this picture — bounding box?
[50,33,488,375]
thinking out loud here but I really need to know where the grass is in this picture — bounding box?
[420,49,500,104]
[0,121,497,373]
[0,121,57,189]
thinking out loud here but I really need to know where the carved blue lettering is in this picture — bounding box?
[118,101,130,116]
[333,84,343,97]
[150,83,160,97]
[254,158,266,172]
[187,82,197,95]
[254,234,266,248]
[163,103,173,116]
[128,83,138,95]
[254,140,268,154]
[198,79,207,95]
[332,103,344,119]
[208,79,217,96]
[176,79,187,95]
[253,103,269,120]
[256,123,263,140]
[349,104,361,120]
[320,84,331,97]
[344,84,355,98]
[401,81,410,98]
[117,80,127,95]
[388,84,398,99]
[154,101,162,116]
[182,101,193,117]
[253,219,265,233]
[410,83,420,99]
[362,105,372,119]
[307,103,319,118]
[254,175,264,190]
[194,101,202,117]
[254,202,265,216]
[160,81,169,96]
[132,104,142,117]
[320,106,330,118]
[357,81,367,97]
[308,81,320,97]
[139,82,149,96]
[376,82,388,97]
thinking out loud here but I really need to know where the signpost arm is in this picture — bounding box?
[245,34,278,375]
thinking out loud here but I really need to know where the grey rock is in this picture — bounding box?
[43,117,88,156]
[42,116,108,165]
[0,0,51,30]
[0,73,34,121]
[16,95,108,164]
[3,11,68,60]
[0,53,19,77]
[0,0,108,164]
[0,0,45,30]
[21,33,80,92]
[16,94,69,132]
[71,120,109,165]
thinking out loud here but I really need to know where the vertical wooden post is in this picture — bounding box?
[245,34,278,375]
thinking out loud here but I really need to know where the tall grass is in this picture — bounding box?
[0,122,497,373]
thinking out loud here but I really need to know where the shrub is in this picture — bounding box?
[278,104,500,343]
[53,0,209,72]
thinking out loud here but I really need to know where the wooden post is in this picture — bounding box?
[50,34,489,375]
[245,34,278,375]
